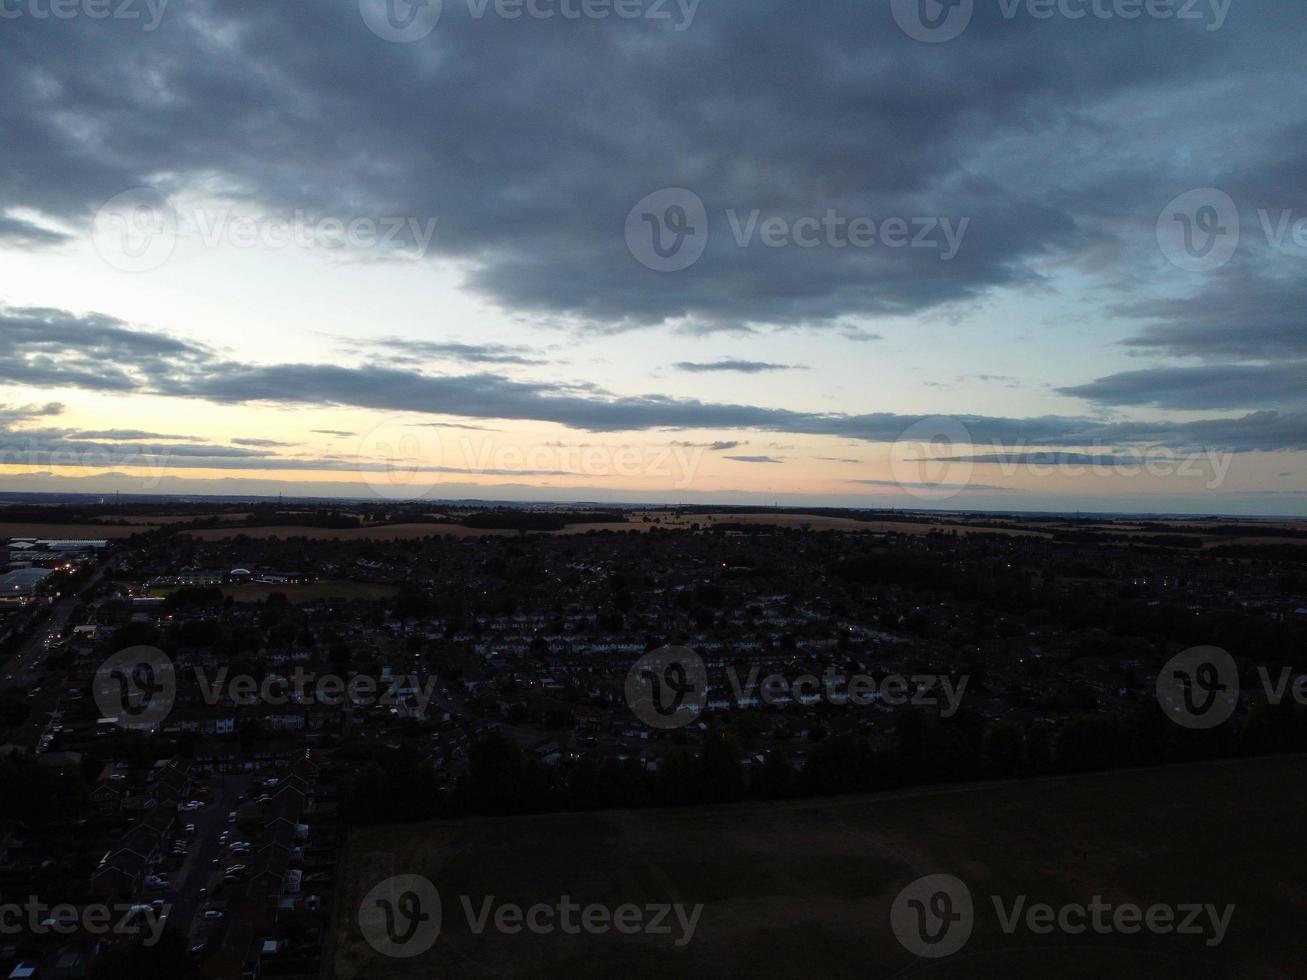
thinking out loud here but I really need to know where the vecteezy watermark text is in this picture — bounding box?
[93,187,439,273]
[891,874,1233,958]
[1157,187,1307,272]
[892,0,1231,44]
[625,188,969,271]
[94,647,442,730]
[722,666,969,716]
[625,646,968,729]
[357,418,708,499]
[1157,645,1307,730]
[0,897,170,947]
[0,0,168,29]
[359,873,702,957]
[888,415,1235,502]
[358,0,699,43]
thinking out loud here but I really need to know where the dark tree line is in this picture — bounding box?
[339,699,1307,826]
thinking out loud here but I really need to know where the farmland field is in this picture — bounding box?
[182,515,1056,542]
[182,522,656,541]
[644,511,1053,538]
[333,755,1307,979]
[184,523,528,541]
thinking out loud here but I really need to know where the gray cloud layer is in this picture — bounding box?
[3,307,1306,453]
[675,360,804,373]
[5,2,1305,335]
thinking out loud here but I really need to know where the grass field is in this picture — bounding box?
[182,522,653,541]
[333,755,1307,979]
[641,511,1053,538]
[184,523,528,541]
[96,513,250,524]
[182,515,1053,541]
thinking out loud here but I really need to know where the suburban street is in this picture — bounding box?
[3,558,110,751]
[166,773,255,944]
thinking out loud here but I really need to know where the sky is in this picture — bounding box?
[0,0,1304,513]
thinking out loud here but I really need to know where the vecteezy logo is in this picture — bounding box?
[625,645,706,729]
[1157,188,1240,272]
[891,0,974,43]
[356,417,445,501]
[624,188,709,272]
[92,187,178,273]
[359,874,442,957]
[890,874,973,958]
[93,646,176,731]
[359,0,442,42]
[889,416,975,501]
[1157,646,1239,729]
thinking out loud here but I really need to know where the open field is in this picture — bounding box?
[334,755,1307,979]
[182,522,663,541]
[96,512,250,524]
[185,523,527,541]
[0,522,155,538]
[182,515,1059,542]
[219,580,402,603]
[644,511,1053,538]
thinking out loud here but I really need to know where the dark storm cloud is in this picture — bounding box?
[232,437,298,447]
[0,403,65,426]
[156,356,1103,444]
[933,452,1163,467]
[1118,269,1307,362]
[0,214,70,247]
[670,440,746,450]
[361,338,548,366]
[853,479,1011,492]
[0,425,576,476]
[1057,363,1307,411]
[0,306,209,391]
[1059,412,1307,453]
[70,429,202,441]
[674,360,804,373]
[5,1,1301,331]
[11,307,1307,452]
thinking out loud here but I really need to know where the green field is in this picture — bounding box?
[333,756,1307,979]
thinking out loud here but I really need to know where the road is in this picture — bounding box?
[2,557,112,751]
[166,773,254,943]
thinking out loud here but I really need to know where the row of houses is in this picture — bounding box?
[90,761,192,897]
